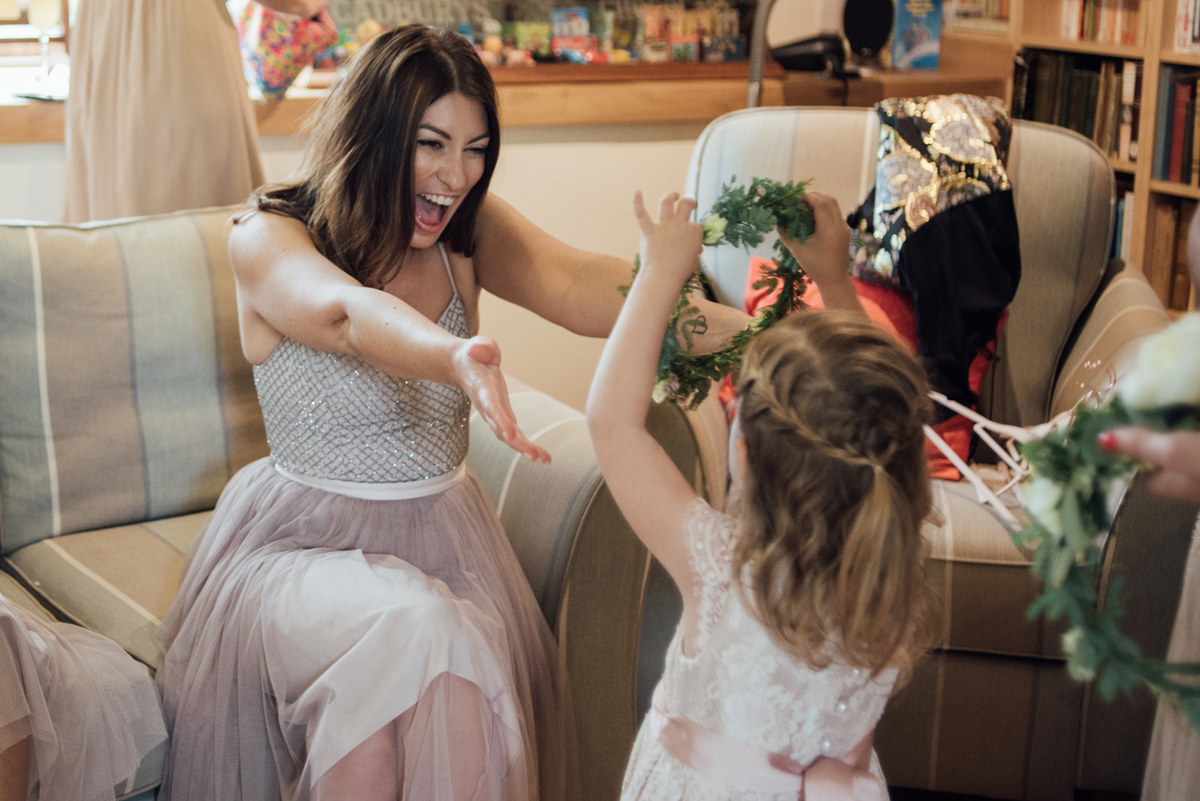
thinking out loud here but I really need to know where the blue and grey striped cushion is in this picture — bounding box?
[0,209,268,555]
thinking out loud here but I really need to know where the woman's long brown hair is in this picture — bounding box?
[242,25,500,289]
[733,311,938,686]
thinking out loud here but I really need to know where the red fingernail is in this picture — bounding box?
[1098,431,1118,452]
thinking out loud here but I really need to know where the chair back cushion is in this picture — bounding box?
[686,108,1115,425]
[0,208,268,555]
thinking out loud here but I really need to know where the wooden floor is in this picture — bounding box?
[889,790,1139,801]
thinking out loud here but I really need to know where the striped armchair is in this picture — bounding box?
[0,208,697,801]
[659,106,1200,799]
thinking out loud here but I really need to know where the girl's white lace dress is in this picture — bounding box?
[621,499,896,801]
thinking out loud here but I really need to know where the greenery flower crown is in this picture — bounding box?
[622,176,1200,735]
[620,176,815,409]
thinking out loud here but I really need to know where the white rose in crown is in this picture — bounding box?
[1022,476,1062,539]
[702,214,727,246]
[1120,313,1200,409]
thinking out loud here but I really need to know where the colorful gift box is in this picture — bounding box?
[552,7,590,37]
[501,21,552,57]
[231,0,339,102]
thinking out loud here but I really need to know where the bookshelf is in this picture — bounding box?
[971,0,1198,312]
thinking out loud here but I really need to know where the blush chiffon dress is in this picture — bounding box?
[154,246,577,800]
[0,596,167,801]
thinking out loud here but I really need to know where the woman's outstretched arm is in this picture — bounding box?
[473,193,750,350]
[586,191,705,587]
[230,211,549,462]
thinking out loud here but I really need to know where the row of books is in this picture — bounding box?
[1148,198,1198,311]
[1060,0,1140,45]
[1176,0,1200,54]
[946,0,1008,22]
[1017,51,1141,163]
[1151,66,1200,183]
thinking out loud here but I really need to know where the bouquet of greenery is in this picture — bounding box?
[624,176,815,409]
[1017,313,1200,732]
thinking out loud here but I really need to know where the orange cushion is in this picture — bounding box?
[719,257,1002,481]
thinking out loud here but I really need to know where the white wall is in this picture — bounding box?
[0,122,706,411]
[0,142,66,222]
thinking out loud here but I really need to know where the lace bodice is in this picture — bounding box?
[622,499,896,800]
[253,246,471,484]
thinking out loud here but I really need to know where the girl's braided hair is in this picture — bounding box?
[733,310,938,685]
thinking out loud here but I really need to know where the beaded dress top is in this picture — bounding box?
[622,499,896,800]
[253,246,471,484]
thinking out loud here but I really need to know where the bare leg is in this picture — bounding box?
[318,722,400,801]
[315,672,497,801]
[0,736,30,801]
[399,673,492,800]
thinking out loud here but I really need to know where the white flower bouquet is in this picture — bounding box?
[1017,313,1200,731]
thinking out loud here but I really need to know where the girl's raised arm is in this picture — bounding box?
[586,191,705,587]
[230,210,549,463]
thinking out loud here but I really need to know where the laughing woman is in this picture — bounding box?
[154,24,744,801]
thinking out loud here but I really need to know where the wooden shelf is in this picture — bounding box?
[484,60,785,85]
[1020,35,1145,60]
[1,72,787,143]
[1112,157,1138,173]
[1158,51,1200,67]
[1150,180,1200,200]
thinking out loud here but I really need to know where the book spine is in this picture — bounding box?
[1100,0,1115,42]
[1083,70,1101,140]
[1171,202,1197,309]
[1183,94,1196,183]
[1132,62,1143,161]
[1094,61,1112,146]
[1107,62,1123,155]
[1121,0,1138,45]
[1113,195,1124,260]
[1179,0,1192,52]
[1055,55,1075,129]
[1120,60,1136,161]
[1170,78,1192,182]
[1122,190,1135,260]
[1151,201,1179,305]
[1156,66,1175,180]
[1032,52,1053,123]
[1192,84,1200,183]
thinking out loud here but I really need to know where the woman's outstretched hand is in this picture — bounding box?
[1100,428,1200,502]
[455,336,551,464]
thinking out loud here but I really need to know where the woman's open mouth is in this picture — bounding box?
[415,193,455,233]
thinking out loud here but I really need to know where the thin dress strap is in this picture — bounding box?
[436,243,460,299]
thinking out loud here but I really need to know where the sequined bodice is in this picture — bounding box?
[253,279,471,484]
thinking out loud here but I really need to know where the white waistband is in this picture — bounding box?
[273,463,466,500]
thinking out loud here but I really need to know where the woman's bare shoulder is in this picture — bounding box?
[228,209,315,281]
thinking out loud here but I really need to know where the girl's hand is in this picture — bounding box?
[779,191,865,316]
[454,336,551,464]
[633,190,703,286]
[779,191,852,290]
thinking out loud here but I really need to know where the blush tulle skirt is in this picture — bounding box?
[155,458,578,801]
[0,597,166,801]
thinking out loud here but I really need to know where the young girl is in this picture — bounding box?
[587,190,936,800]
